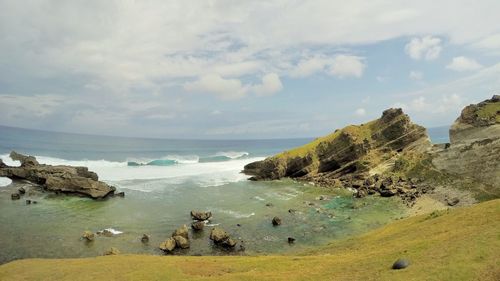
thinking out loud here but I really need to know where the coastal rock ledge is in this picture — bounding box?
[0,151,116,199]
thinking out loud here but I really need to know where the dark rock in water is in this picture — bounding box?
[141,234,150,243]
[236,223,241,227]
[18,187,26,194]
[104,247,120,255]
[32,200,38,204]
[288,237,296,244]
[447,197,460,206]
[11,193,20,200]
[172,225,189,239]
[239,244,246,251]
[82,231,95,241]
[190,210,212,221]
[25,199,31,205]
[392,258,410,269]
[265,203,274,207]
[0,151,115,199]
[114,192,125,197]
[97,229,114,237]
[159,238,176,252]
[173,235,190,249]
[288,209,297,214]
[191,221,205,231]
[272,216,282,226]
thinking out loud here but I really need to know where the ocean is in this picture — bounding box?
[0,125,448,263]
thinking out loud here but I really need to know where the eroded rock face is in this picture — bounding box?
[243,108,430,184]
[0,151,115,199]
[434,95,500,190]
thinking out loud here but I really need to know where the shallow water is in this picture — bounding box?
[0,178,405,264]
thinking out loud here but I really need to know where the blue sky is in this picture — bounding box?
[1,1,499,139]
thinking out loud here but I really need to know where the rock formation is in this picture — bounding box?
[243,108,431,201]
[209,227,237,248]
[432,95,500,195]
[0,151,116,199]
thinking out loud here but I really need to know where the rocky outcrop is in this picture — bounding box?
[209,227,237,248]
[0,151,116,199]
[433,95,500,192]
[243,108,431,200]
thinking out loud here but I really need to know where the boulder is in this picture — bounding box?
[272,216,282,226]
[26,199,31,205]
[392,258,410,270]
[97,229,114,237]
[191,221,205,231]
[82,231,95,241]
[288,237,296,244]
[190,211,212,221]
[447,197,460,206]
[11,193,20,200]
[104,247,120,255]
[210,227,229,243]
[0,151,116,199]
[18,187,26,194]
[159,238,176,252]
[173,235,190,249]
[172,225,189,239]
[141,234,150,243]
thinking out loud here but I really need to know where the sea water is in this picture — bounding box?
[0,125,448,264]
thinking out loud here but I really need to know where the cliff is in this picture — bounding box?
[432,95,500,198]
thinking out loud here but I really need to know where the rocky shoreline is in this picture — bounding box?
[0,151,122,199]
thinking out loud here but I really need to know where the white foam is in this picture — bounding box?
[0,155,21,167]
[0,177,12,187]
[214,151,249,159]
[101,228,123,235]
[253,196,266,201]
[210,208,256,218]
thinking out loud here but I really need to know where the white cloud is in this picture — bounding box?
[409,71,423,80]
[405,36,442,60]
[184,74,248,100]
[354,108,366,116]
[446,56,483,72]
[184,73,282,99]
[289,56,329,78]
[328,55,366,78]
[252,73,283,96]
[472,33,500,54]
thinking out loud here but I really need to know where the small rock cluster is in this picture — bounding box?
[335,174,432,207]
[160,225,190,252]
[190,210,211,231]
[209,227,237,248]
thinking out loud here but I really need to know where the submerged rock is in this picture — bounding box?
[288,237,296,244]
[114,192,125,198]
[159,238,176,252]
[447,197,460,206]
[392,258,410,269]
[25,199,31,205]
[82,231,95,241]
[190,211,212,221]
[0,151,116,199]
[18,187,26,194]
[11,193,20,200]
[141,234,150,243]
[272,216,282,226]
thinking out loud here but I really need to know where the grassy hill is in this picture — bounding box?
[1,199,498,281]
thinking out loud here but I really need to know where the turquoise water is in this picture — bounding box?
[0,125,447,264]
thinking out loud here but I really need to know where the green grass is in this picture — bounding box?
[1,199,498,281]
[476,102,500,123]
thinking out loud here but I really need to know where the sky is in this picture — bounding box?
[0,0,499,139]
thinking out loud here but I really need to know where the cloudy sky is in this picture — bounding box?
[1,1,499,139]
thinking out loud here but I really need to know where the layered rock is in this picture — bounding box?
[243,108,431,197]
[433,95,500,192]
[0,151,116,199]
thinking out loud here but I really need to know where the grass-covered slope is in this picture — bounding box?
[1,199,498,281]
